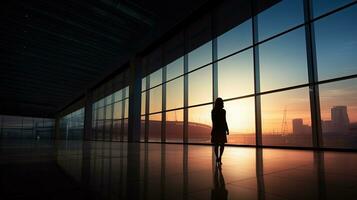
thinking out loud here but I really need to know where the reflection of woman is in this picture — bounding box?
[211,98,229,164]
[211,166,228,200]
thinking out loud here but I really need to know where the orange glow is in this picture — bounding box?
[166,110,184,122]
[224,98,255,134]
[261,87,311,135]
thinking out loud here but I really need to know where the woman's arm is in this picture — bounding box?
[223,110,229,135]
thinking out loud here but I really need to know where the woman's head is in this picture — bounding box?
[214,98,224,109]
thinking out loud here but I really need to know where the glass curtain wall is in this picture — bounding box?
[140,1,357,149]
[92,86,129,141]
[59,108,85,140]
[141,56,185,143]
[0,115,54,139]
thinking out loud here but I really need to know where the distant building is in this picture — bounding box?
[292,119,303,135]
[322,106,351,133]
[331,106,350,132]
[349,122,357,133]
[321,120,334,133]
[292,118,310,135]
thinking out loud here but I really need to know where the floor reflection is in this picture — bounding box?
[211,165,228,200]
[1,140,357,199]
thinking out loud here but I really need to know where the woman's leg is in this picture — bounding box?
[219,144,224,162]
[214,144,219,162]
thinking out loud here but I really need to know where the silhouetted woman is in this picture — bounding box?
[211,98,229,164]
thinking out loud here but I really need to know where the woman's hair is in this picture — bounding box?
[214,98,224,109]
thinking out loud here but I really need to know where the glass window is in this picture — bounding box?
[259,27,308,92]
[79,108,84,115]
[141,92,146,115]
[166,77,184,110]
[319,78,357,149]
[188,41,212,72]
[166,57,184,80]
[188,104,212,143]
[104,119,112,141]
[166,110,184,143]
[123,119,128,141]
[124,99,129,118]
[23,118,34,139]
[150,69,162,88]
[217,19,252,59]
[261,87,312,147]
[96,120,104,140]
[313,0,354,18]
[188,66,212,106]
[148,114,161,142]
[105,94,113,105]
[140,116,146,142]
[149,86,162,113]
[98,98,104,108]
[257,0,304,41]
[112,119,122,141]
[224,98,255,145]
[142,77,147,91]
[105,105,113,120]
[125,86,129,98]
[218,49,254,99]
[114,90,123,102]
[315,4,357,81]
[98,107,105,120]
[2,116,22,139]
[113,102,122,119]
[93,102,97,110]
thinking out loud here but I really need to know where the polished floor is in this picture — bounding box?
[1,140,357,200]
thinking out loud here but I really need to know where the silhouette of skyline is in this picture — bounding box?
[141,104,357,147]
[322,106,350,133]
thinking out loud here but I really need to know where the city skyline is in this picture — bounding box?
[153,104,357,135]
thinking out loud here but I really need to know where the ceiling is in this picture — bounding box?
[0,0,209,118]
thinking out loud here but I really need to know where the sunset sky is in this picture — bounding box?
[138,1,357,137]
